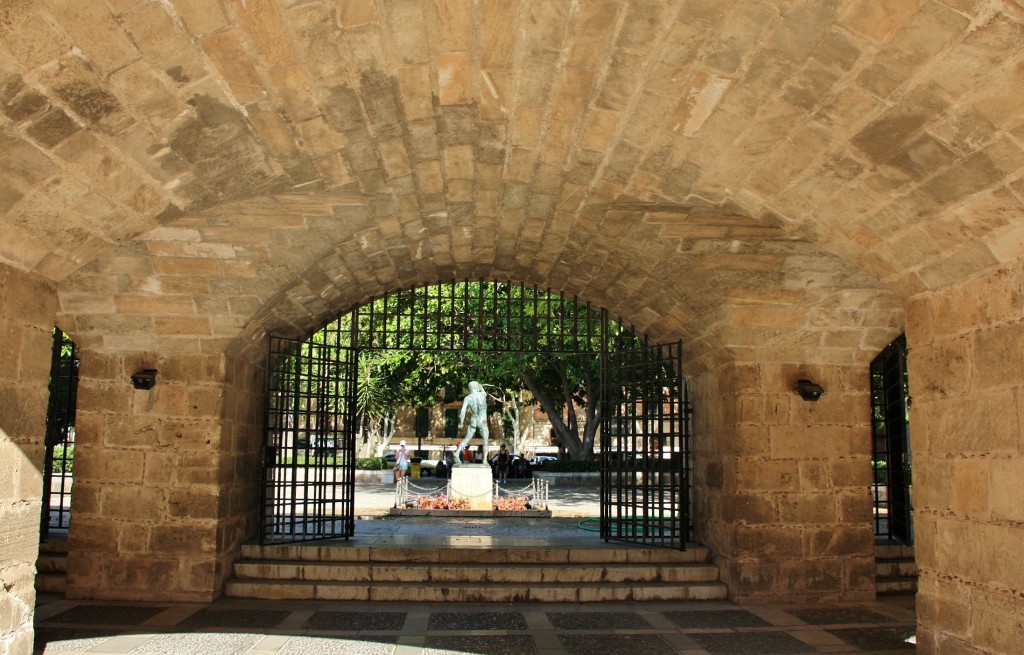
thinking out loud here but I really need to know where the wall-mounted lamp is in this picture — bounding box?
[793,379,824,402]
[131,369,158,390]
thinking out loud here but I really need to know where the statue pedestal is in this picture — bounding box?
[449,465,493,510]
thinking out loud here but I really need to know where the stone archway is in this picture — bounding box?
[258,280,691,550]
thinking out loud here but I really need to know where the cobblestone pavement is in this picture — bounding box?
[33,595,917,655]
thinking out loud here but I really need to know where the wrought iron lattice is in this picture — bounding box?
[349,281,606,353]
[261,280,692,547]
[41,327,79,540]
[261,335,357,544]
[601,338,690,549]
[870,334,913,544]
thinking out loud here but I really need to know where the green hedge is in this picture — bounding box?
[356,457,388,470]
[539,459,600,472]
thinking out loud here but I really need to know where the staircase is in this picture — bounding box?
[226,543,727,602]
[36,536,69,594]
[875,542,917,595]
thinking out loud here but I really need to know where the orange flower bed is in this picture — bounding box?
[416,495,469,510]
[494,495,529,511]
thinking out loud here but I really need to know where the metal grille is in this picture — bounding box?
[261,335,357,544]
[41,327,79,540]
[600,338,690,549]
[262,280,693,547]
[351,280,605,353]
[870,334,913,544]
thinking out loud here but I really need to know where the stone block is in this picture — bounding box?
[778,493,837,525]
[46,2,138,74]
[167,486,219,519]
[229,0,292,65]
[101,486,167,521]
[173,0,229,37]
[719,493,775,525]
[733,525,802,559]
[0,2,67,70]
[118,522,150,554]
[930,389,1018,457]
[379,1,427,64]
[150,522,218,555]
[122,2,207,86]
[736,459,799,491]
[579,109,621,152]
[805,526,872,557]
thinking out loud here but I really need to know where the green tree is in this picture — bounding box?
[302,281,640,461]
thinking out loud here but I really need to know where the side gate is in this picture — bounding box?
[260,336,357,544]
[601,339,690,549]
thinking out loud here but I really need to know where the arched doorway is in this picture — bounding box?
[259,280,692,549]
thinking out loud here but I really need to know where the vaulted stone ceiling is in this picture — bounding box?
[2,1,1022,370]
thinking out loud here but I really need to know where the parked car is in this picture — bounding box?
[529,455,557,469]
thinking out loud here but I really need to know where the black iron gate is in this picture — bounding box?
[41,327,79,540]
[870,334,913,544]
[261,335,357,544]
[601,338,690,549]
[260,280,692,546]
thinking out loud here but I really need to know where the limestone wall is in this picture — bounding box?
[692,361,875,603]
[0,266,56,655]
[66,350,228,602]
[216,355,266,590]
[907,263,1024,655]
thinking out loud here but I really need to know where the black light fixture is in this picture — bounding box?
[131,369,158,390]
[794,378,824,402]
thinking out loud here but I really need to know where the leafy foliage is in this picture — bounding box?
[292,281,647,461]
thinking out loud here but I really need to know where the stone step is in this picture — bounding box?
[876,577,917,595]
[36,552,68,574]
[233,559,721,585]
[36,538,69,595]
[35,572,67,594]
[875,542,917,595]
[240,543,713,565]
[225,578,728,603]
[227,543,726,603]
[875,558,918,579]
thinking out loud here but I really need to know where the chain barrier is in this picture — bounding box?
[393,476,408,508]
[392,475,550,510]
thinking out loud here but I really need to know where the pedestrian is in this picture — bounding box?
[395,440,409,481]
[496,443,510,484]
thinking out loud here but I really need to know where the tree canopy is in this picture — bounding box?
[293,281,642,460]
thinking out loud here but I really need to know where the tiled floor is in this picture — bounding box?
[33,595,917,654]
[34,491,917,653]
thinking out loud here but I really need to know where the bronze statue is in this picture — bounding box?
[455,381,488,464]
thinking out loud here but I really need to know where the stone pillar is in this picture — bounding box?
[907,264,1024,655]
[217,354,266,589]
[692,361,875,603]
[66,350,231,602]
[450,465,494,510]
[0,266,56,655]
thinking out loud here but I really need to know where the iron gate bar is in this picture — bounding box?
[601,333,689,550]
[41,327,79,540]
[261,280,692,547]
[261,336,356,544]
[870,334,913,544]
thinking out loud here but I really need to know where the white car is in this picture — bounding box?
[529,455,558,468]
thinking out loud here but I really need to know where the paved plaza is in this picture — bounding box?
[33,593,916,655]
[32,483,916,654]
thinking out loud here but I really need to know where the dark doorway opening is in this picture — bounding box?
[41,327,79,542]
[870,334,913,544]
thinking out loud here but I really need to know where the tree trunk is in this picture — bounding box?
[521,370,596,460]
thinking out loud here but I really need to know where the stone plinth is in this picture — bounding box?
[449,465,493,510]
